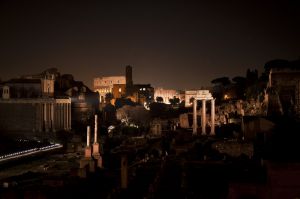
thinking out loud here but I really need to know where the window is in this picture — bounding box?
[119,88,122,93]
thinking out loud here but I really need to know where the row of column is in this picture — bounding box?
[40,103,54,132]
[55,103,71,131]
[193,99,215,135]
[39,102,71,132]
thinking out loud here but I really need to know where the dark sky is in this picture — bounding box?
[0,1,299,90]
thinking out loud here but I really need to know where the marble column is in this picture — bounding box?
[44,103,48,132]
[85,126,92,159]
[211,99,215,135]
[202,99,206,135]
[87,126,90,147]
[39,103,43,132]
[64,103,67,130]
[51,103,55,132]
[193,98,197,135]
[59,103,64,129]
[94,115,98,143]
[66,103,69,130]
[68,103,71,130]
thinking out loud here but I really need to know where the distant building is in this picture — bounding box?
[130,84,154,105]
[0,71,71,138]
[0,68,99,137]
[93,65,154,107]
[125,65,133,95]
[112,84,126,100]
[265,59,300,116]
[154,87,180,104]
[124,65,154,105]
[93,76,126,102]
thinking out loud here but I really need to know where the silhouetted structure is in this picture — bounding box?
[264,59,300,116]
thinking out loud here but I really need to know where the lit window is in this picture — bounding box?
[119,88,122,93]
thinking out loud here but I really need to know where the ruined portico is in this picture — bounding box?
[185,90,215,135]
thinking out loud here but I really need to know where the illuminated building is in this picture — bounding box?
[93,76,126,102]
[154,87,180,104]
[112,84,126,100]
[131,84,154,105]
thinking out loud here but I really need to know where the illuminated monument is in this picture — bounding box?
[93,76,126,103]
[185,90,215,135]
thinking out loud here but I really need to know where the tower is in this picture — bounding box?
[126,65,133,95]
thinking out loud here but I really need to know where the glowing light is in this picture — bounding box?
[224,94,229,100]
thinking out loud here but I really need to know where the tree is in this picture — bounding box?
[211,77,231,103]
[169,97,180,106]
[211,77,231,86]
[105,92,114,104]
[232,76,247,100]
[156,96,164,103]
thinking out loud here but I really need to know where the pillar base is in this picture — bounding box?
[92,143,100,154]
[84,146,92,159]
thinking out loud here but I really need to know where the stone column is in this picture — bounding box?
[193,98,197,135]
[60,103,62,129]
[87,126,90,147]
[39,103,43,132]
[51,103,55,132]
[211,99,215,135]
[44,103,49,132]
[94,115,98,143]
[67,103,70,130]
[202,99,206,135]
[62,103,67,130]
[65,103,68,130]
[93,114,102,167]
[68,103,71,130]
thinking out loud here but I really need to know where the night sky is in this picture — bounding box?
[0,1,299,90]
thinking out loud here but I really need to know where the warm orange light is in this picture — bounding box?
[224,94,229,100]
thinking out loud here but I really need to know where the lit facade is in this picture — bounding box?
[130,84,154,105]
[93,76,126,102]
[112,84,126,100]
[154,87,180,104]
